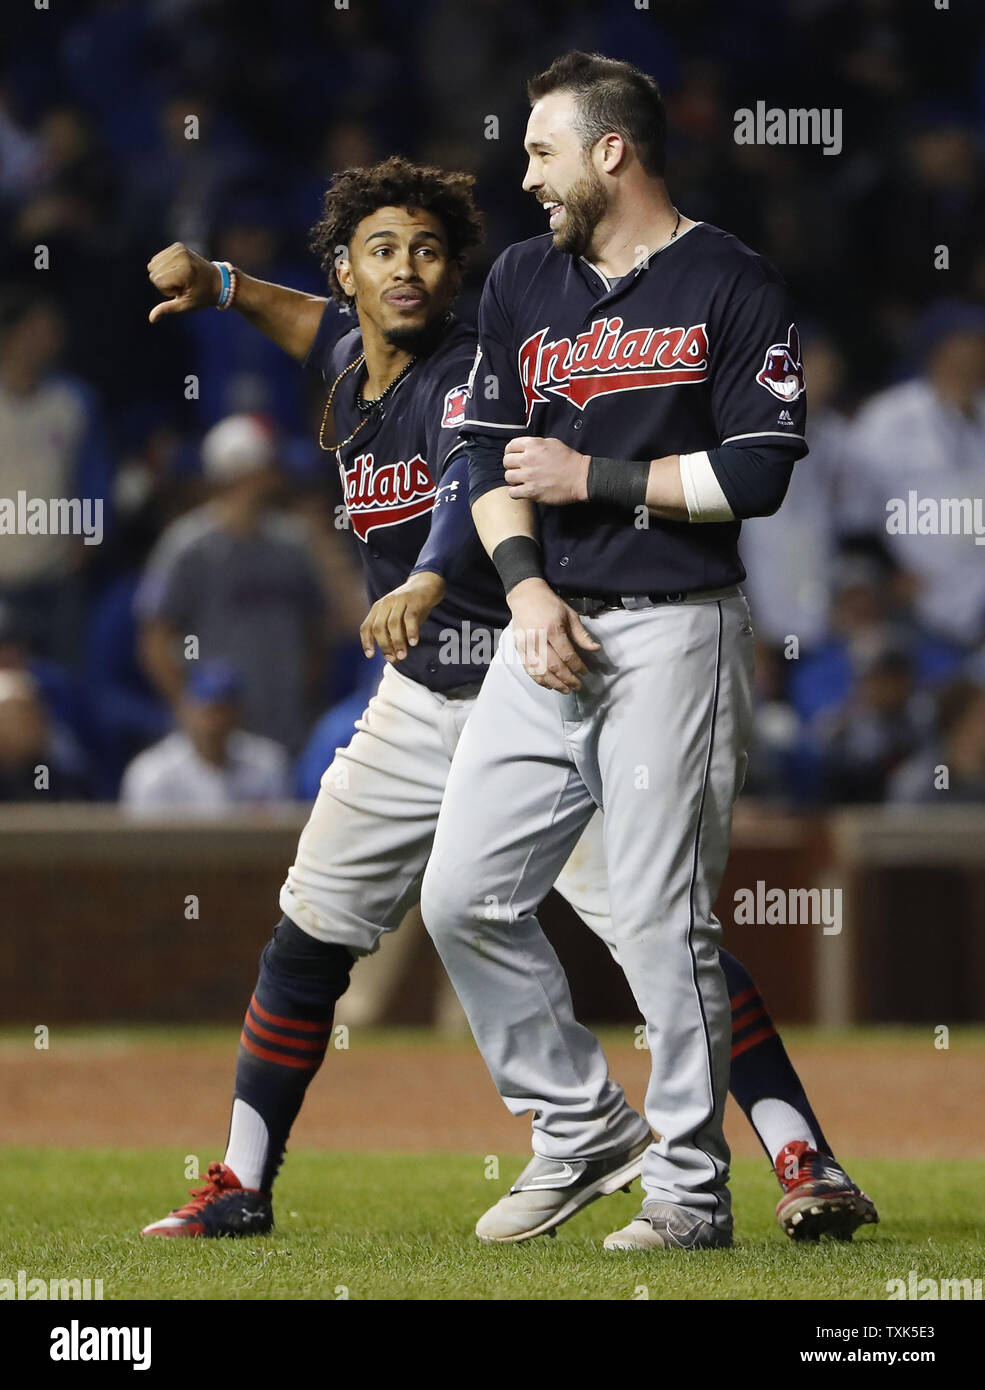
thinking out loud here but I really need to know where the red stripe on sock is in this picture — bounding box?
[248,996,332,1035]
[242,1021,327,1064]
[729,985,759,1013]
[731,1024,777,1059]
[245,1009,330,1052]
[239,1031,323,1070]
[731,1002,767,1033]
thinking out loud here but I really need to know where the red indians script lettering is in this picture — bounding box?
[342,452,435,541]
[518,317,710,421]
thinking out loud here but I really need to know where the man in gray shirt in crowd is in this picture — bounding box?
[135,413,326,752]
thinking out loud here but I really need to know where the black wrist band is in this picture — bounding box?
[491,535,542,594]
[587,456,651,511]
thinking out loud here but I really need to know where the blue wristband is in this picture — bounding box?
[214,261,233,308]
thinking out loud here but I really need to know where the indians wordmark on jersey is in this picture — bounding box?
[341,452,435,541]
[520,317,710,419]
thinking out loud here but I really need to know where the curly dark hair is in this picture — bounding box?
[310,156,484,307]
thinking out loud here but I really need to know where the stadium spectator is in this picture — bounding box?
[888,677,985,806]
[0,596,91,753]
[0,668,88,801]
[742,640,812,804]
[0,86,43,199]
[877,119,985,314]
[186,193,325,433]
[76,420,189,795]
[134,413,327,752]
[844,301,985,646]
[788,546,966,728]
[130,91,252,253]
[120,661,289,816]
[812,637,934,804]
[0,288,112,664]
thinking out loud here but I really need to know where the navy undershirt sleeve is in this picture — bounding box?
[705,441,804,519]
[409,454,486,579]
[465,433,509,507]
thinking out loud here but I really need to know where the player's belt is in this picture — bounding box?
[558,586,740,617]
[440,680,484,700]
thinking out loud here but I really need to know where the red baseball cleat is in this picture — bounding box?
[775,1141,878,1241]
[141,1161,273,1238]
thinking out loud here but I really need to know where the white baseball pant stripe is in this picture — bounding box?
[420,593,755,1226]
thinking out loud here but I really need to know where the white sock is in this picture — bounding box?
[223,1099,270,1192]
[750,1097,817,1164]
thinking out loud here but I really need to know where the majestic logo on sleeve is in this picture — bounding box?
[756,324,805,402]
[441,384,469,428]
[518,317,709,422]
[341,452,435,541]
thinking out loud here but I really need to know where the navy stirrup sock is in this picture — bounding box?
[231,916,354,1193]
[719,947,832,1161]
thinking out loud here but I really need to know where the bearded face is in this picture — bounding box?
[543,158,610,258]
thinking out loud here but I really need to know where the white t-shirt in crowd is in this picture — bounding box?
[845,378,985,645]
[120,729,290,816]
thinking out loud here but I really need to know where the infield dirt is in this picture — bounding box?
[2,1029,979,1158]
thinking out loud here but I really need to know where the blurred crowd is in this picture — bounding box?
[1,0,985,812]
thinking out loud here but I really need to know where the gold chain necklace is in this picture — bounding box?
[318,352,417,453]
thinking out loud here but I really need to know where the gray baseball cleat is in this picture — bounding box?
[475,1135,650,1243]
[603,1200,733,1251]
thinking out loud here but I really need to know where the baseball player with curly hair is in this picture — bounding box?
[140,154,876,1245]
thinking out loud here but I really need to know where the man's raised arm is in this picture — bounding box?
[147,242,327,363]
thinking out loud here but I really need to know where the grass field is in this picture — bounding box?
[3,1026,983,1301]
[3,1149,983,1301]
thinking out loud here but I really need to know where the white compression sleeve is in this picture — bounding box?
[679,450,735,522]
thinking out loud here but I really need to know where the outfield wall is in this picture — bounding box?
[1,804,982,1026]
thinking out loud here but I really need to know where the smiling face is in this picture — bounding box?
[335,205,460,351]
[522,91,610,257]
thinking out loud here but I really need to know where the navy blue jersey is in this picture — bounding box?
[306,309,507,689]
[462,222,808,595]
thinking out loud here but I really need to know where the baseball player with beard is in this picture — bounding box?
[420,52,875,1252]
[140,155,875,1246]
